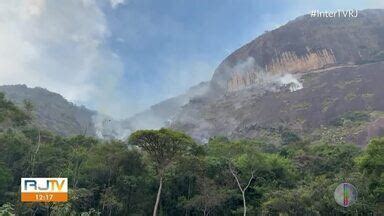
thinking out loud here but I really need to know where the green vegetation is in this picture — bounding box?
[322,97,337,112]
[290,101,311,111]
[0,94,383,215]
[330,111,371,127]
[0,92,30,128]
[344,92,357,101]
[129,129,198,216]
[356,50,384,65]
[335,78,362,89]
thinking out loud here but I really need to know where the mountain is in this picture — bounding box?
[211,9,384,91]
[2,9,384,146]
[0,82,213,140]
[123,81,212,131]
[0,85,133,139]
[0,85,97,137]
[154,9,384,146]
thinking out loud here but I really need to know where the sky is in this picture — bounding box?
[0,0,383,119]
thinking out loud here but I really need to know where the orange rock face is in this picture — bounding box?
[227,49,336,92]
[266,49,336,74]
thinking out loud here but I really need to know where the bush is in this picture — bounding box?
[330,111,370,126]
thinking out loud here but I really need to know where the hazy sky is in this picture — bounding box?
[0,0,383,118]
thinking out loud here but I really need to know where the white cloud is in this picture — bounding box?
[366,0,384,8]
[161,58,215,98]
[110,0,125,9]
[0,0,125,118]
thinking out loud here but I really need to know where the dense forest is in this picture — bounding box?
[0,91,383,215]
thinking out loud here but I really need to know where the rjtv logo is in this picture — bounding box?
[21,178,68,202]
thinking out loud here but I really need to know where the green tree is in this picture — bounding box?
[281,131,301,145]
[357,138,384,175]
[0,163,12,203]
[0,92,29,127]
[184,176,227,216]
[22,99,34,115]
[357,138,384,211]
[208,139,263,215]
[0,203,15,216]
[65,136,99,188]
[129,128,196,216]
[289,142,361,177]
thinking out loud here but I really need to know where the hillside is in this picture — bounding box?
[211,9,384,91]
[2,9,384,146]
[165,9,384,145]
[172,62,384,145]
[0,85,97,137]
[1,78,382,215]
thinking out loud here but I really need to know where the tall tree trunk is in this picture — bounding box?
[153,176,163,216]
[242,191,247,216]
[228,165,254,216]
[30,130,41,176]
[185,178,191,216]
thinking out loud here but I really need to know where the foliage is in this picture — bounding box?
[0,97,383,215]
[0,203,15,216]
[129,128,197,174]
[0,92,30,127]
[356,138,384,205]
[281,131,301,145]
[330,111,371,127]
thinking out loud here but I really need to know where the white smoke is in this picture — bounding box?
[0,0,126,119]
[256,73,304,93]
[93,81,212,140]
[229,57,303,92]
[92,114,131,140]
[232,57,257,75]
[276,74,303,92]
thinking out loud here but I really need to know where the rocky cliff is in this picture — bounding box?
[169,9,384,146]
[172,62,384,145]
[4,9,384,146]
[228,49,336,92]
[213,9,384,92]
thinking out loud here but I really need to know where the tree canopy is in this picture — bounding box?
[0,94,383,215]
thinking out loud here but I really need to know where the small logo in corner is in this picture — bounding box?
[334,182,357,207]
[21,178,68,202]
